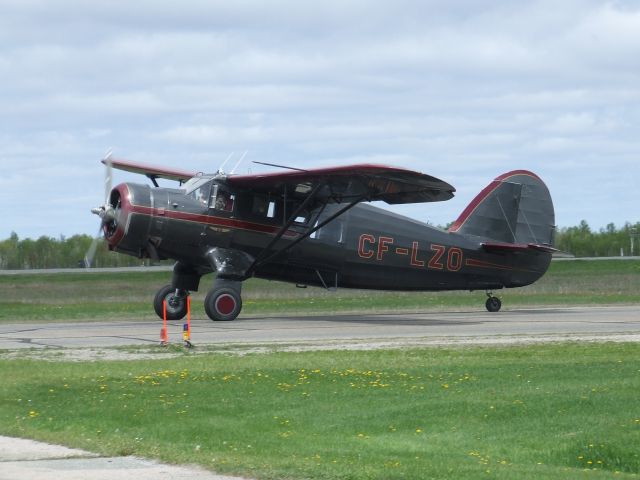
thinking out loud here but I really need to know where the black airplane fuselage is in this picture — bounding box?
[106,177,551,295]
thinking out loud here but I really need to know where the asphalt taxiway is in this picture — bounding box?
[1,305,638,351]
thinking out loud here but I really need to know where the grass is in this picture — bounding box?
[0,259,639,322]
[0,343,639,479]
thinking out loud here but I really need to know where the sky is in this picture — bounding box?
[1,0,639,240]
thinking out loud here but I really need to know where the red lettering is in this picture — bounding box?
[447,247,463,271]
[428,244,446,270]
[358,234,375,259]
[377,236,394,261]
[410,241,424,267]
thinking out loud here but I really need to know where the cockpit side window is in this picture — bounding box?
[210,185,235,212]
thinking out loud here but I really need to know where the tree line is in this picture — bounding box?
[554,221,640,258]
[1,221,639,269]
[0,233,144,269]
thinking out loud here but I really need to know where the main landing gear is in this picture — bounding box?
[204,279,242,322]
[485,291,502,313]
[153,279,243,322]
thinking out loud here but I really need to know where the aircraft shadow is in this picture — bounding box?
[241,312,483,327]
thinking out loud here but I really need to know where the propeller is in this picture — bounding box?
[85,150,114,267]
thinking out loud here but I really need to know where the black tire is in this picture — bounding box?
[153,285,188,320]
[204,287,242,321]
[485,296,502,313]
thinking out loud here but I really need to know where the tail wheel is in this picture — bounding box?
[204,287,242,321]
[485,296,502,313]
[153,284,188,320]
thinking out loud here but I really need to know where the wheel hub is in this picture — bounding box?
[215,294,236,315]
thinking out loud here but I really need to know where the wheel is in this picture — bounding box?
[204,287,242,321]
[153,285,188,320]
[485,296,502,313]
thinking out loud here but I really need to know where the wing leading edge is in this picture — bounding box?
[103,158,197,184]
[227,164,455,205]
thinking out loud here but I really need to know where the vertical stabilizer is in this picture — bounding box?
[449,170,555,246]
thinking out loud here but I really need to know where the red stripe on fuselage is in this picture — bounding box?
[465,257,541,274]
[128,204,300,238]
[465,258,513,271]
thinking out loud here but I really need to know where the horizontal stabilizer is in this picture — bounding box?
[482,242,559,254]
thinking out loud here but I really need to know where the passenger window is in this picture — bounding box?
[252,197,269,217]
[267,201,276,218]
[241,195,283,223]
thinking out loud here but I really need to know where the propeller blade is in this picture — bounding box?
[86,150,115,268]
[103,149,113,206]
[83,227,102,268]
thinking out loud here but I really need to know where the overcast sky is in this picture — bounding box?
[1,0,639,240]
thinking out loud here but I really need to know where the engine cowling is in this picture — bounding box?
[103,183,154,258]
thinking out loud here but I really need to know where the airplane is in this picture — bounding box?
[90,156,556,321]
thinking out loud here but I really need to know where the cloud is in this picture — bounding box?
[0,0,639,239]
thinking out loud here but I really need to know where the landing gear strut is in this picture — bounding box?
[153,285,189,320]
[485,291,502,313]
[204,278,243,321]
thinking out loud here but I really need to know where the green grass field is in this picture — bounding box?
[1,260,639,478]
[1,259,639,322]
[1,343,639,479]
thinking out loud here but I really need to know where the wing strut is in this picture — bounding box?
[147,175,160,188]
[242,194,364,280]
[243,182,326,278]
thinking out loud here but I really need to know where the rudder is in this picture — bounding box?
[449,170,555,246]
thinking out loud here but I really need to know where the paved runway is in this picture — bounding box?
[1,306,638,351]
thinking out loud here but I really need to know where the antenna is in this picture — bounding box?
[230,150,248,174]
[217,152,234,175]
[252,161,308,172]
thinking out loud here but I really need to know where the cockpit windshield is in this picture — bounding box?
[182,176,212,195]
[181,176,213,207]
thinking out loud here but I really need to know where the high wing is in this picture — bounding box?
[103,158,455,205]
[226,164,455,205]
[103,158,197,185]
